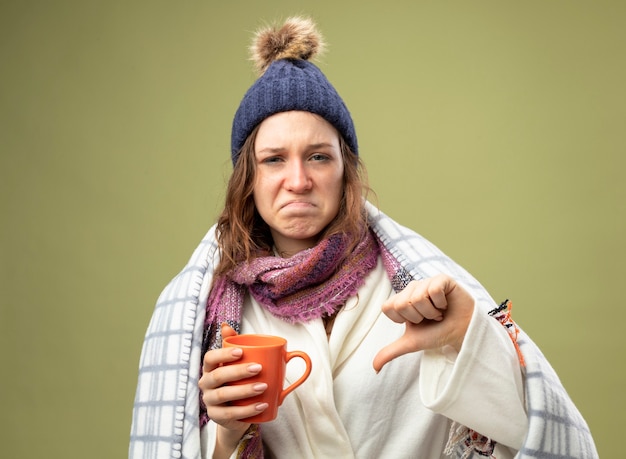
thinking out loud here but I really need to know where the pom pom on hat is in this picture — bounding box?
[230,16,358,165]
[250,16,325,75]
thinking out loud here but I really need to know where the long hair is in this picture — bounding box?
[213,125,370,277]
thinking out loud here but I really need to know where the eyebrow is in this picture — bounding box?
[256,143,337,154]
[307,143,336,149]
[256,147,286,155]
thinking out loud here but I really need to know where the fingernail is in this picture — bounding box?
[247,363,262,373]
[255,403,269,411]
[252,383,268,392]
[231,348,243,357]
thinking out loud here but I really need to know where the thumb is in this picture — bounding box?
[373,330,422,373]
[221,322,238,338]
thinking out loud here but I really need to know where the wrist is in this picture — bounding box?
[214,425,248,459]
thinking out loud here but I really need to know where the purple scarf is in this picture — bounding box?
[199,228,411,454]
[203,229,379,347]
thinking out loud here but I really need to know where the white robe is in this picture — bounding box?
[130,202,599,459]
[201,259,527,458]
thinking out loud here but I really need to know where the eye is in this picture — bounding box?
[310,153,330,162]
[260,155,283,164]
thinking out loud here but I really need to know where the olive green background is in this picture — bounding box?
[1,1,624,457]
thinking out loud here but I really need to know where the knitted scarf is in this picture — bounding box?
[130,202,599,459]
[199,228,409,426]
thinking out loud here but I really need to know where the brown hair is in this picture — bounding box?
[213,126,370,277]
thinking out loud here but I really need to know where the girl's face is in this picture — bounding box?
[253,111,344,256]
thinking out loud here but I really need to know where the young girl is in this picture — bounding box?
[130,17,597,459]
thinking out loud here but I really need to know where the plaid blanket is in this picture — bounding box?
[129,202,598,458]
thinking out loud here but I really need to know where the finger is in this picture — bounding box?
[208,401,269,426]
[202,359,262,391]
[381,282,423,323]
[202,346,243,374]
[201,324,241,375]
[372,328,421,373]
[383,282,442,323]
[427,275,451,311]
[403,277,449,321]
[204,378,268,407]
[412,296,444,321]
[221,322,238,338]
[382,299,425,324]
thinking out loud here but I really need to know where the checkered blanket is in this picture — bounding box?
[129,202,598,458]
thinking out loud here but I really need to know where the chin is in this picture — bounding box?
[275,227,324,247]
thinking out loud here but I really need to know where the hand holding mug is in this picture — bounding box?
[222,332,312,423]
[200,324,312,426]
[200,324,262,437]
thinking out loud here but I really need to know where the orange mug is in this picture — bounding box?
[222,334,312,423]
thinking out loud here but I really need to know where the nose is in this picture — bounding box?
[285,159,312,192]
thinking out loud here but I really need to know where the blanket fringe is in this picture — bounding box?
[488,299,525,367]
[444,422,495,458]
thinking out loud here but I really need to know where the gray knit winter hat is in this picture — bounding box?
[230,17,358,165]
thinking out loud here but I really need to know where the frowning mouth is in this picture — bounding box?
[280,200,316,210]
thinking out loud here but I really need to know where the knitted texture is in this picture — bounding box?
[203,229,378,330]
[230,59,357,163]
[198,228,414,439]
[199,229,379,428]
[129,202,599,459]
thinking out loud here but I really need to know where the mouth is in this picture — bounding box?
[280,200,315,210]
